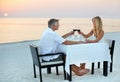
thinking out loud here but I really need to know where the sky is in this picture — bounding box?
[0,0,120,18]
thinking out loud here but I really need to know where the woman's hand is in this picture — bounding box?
[85,39,93,43]
[77,31,82,34]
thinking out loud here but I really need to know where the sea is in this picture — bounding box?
[0,18,120,43]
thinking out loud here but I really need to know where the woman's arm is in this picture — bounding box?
[78,29,93,38]
[86,30,104,43]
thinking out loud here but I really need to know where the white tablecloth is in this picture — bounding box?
[60,43,111,74]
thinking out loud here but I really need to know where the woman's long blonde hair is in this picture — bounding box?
[92,16,103,37]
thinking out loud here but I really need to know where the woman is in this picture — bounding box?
[78,16,104,70]
[79,16,104,43]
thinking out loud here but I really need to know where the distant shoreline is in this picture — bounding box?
[0,18,120,43]
[0,32,120,45]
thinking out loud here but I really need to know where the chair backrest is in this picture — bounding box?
[109,40,115,61]
[105,39,115,61]
[30,44,40,66]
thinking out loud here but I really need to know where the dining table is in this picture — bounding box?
[59,35,111,81]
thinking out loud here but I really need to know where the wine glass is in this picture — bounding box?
[73,29,80,32]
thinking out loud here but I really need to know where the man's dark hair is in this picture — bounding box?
[48,18,59,27]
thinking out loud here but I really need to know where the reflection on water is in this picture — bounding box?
[0,18,120,43]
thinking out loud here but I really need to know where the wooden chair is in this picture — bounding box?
[91,39,115,75]
[29,44,66,82]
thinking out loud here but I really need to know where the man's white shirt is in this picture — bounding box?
[39,27,65,61]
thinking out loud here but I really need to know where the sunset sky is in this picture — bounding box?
[0,0,120,18]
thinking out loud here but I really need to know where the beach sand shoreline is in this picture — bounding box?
[0,32,120,82]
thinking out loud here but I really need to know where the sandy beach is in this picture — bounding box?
[0,32,120,82]
[1,0,120,81]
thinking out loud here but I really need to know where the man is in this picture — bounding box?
[39,18,89,76]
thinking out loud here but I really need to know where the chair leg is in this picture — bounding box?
[91,63,94,74]
[39,67,42,82]
[47,67,51,74]
[110,62,113,72]
[70,65,72,81]
[63,66,66,80]
[98,62,100,68]
[56,66,59,75]
[33,64,36,78]
[66,65,72,81]
[103,61,108,76]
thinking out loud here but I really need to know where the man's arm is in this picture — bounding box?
[62,31,74,38]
